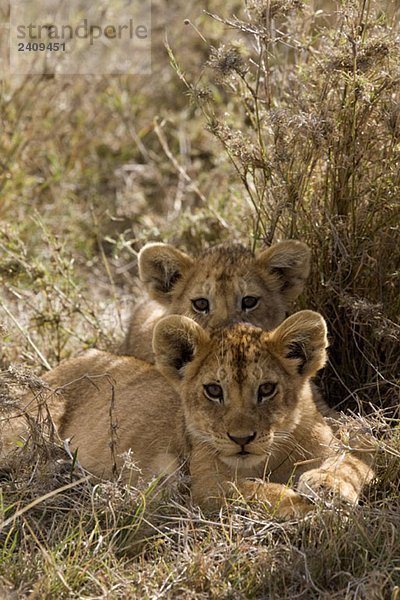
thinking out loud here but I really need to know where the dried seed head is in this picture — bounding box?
[247,0,303,22]
[207,45,246,82]
[190,86,213,105]
[269,108,333,156]
[207,120,265,168]
[328,41,390,73]
[383,101,400,140]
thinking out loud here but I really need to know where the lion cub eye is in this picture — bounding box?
[242,296,259,311]
[192,298,210,314]
[203,383,224,403]
[257,382,277,403]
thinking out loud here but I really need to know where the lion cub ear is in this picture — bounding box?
[138,243,194,304]
[153,315,210,382]
[256,240,311,302]
[269,310,328,377]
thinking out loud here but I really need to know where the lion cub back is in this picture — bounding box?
[53,350,184,480]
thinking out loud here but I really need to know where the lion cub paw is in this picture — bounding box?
[234,480,315,520]
[297,469,358,505]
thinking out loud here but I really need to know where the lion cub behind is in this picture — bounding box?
[21,310,372,517]
[119,240,311,362]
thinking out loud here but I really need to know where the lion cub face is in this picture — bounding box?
[154,311,327,470]
[139,241,310,333]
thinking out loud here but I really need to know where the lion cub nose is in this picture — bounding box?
[228,432,256,446]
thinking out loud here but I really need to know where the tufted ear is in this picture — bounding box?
[256,240,311,302]
[153,315,210,382]
[138,243,194,305]
[269,310,328,377]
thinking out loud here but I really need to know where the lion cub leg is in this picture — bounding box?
[190,452,313,519]
[192,477,314,519]
[297,452,374,505]
[232,480,315,519]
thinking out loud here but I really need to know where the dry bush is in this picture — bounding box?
[171,0,400,413]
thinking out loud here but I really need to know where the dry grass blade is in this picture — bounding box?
[0,477,91,532]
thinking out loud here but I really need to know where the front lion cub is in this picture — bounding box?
[119,240,311,362]
[20,310,372,517]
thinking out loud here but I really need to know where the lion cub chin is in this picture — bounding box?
[9,310,373,519]
[119,240,311,362]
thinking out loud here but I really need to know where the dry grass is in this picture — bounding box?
[0,406,399,598]
[0,0,399,597]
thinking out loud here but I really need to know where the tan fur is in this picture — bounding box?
[2,311,374,518]
[119,240,311,362]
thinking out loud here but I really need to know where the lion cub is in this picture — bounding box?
[119,240,311,362]
[20,310,372,517]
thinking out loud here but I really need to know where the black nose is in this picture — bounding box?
[228,432,256,446]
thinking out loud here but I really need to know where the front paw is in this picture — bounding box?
[234,480,315,520]
[297,469,358,505]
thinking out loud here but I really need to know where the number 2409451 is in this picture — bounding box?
[18,42,66,52]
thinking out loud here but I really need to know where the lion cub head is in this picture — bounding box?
[153,310,327,470]
[139,241,310,332]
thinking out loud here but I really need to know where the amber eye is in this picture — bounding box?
[242,296,259,311]
[203,383,224,403]
[191,298,209,314]
[257,382,277,403]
